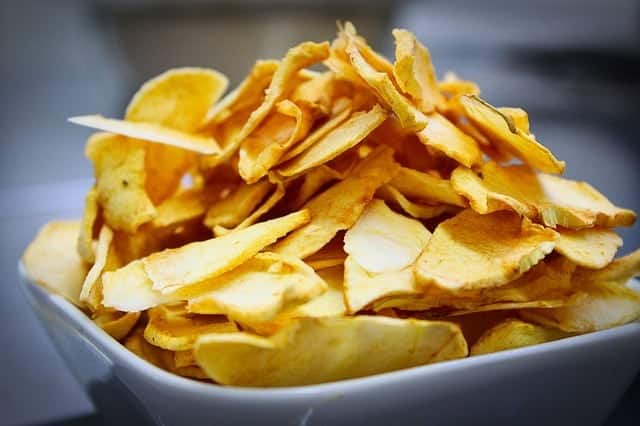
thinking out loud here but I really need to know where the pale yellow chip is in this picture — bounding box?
[287,265,347,318]
[304,237,347,271]
[85,133,156,233]
[450,162,636,228]
[555,228,622,269]
[288,165,343,210]
[272,146,399,258]
[498,107,529,133]
[438,72,480,98]
[102,260,175,311]
[277,104,387,177]
[77,187,99,263]
[204,179,273,230]
[417,113,481,168]
[238,100,314,183]
[415,210,558,292]
[470,318,567,355]
[187,252,327,324]
[70,115,220,155]
[391,167,466,207]
[144,304,237,351]
[377,185,456,220]
[152,188,208,229]
[573,249,640,287]
[521,280,640,332]
[93,310,141,341]
[22,221,89,306]
[392,28,444,113]
[79,225,113,307]
[195,316,467,386]
[143,210,310,293]
[344,199,431,273]
[459,95,565,173]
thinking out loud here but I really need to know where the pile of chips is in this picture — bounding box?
[23,23,640,387]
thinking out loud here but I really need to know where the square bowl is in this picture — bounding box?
[18,263,640,426]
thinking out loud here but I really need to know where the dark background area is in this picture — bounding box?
[0,1,638,424]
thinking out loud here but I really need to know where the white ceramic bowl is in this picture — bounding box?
[18,263,640,426]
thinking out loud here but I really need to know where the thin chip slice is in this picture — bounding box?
[392,28,444,113]
[498,107,529,133]
[102,260,176,311]
[85,133,156,233]
[204,179,273,230]
[555,228,622,269]
[377,185,456,219]
[450,162,636,229]
[277,105,387,177]
[22,221,89,306]
[415,210,558,292]
[344,199,431,273]
[70,115,220,155]
[143,210,310,292]
[144,304,237,351]
[459,95,564,173]
[470,318,568,355]
[195,316,467,386]
[79,225,113,306]
[77,187,99,263]
[304,237,347,271]
[272,146,399,258]
[174,350,197,368]
[187,252,327,323]
[417,113,481,168]
[288,265,347,318]
[573,249,640,287]
[93,310,141,341]
[288,165,342,210]
[391,167,466,207]
[152,189,208,229]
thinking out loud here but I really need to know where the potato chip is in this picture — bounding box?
[174,350,197,368]
[377,185,456,219]
[287,265,347,318]
[195,316,467,386]
[79,225,113,307]
[459,95,565,173]
[85,133,156,233]
[103,260,175,311]
[392,28,444,113]
[344,199,431,273]
[22,221,88,306]
[450,162,636,228]
[144,144,194,205]
[417,113,481,168]
[77,187,99,263]
[151,188,208,229]
[272,146,398,258]
[238,100,314,183]
[470,318,567,355]
[391,167,466,207]
[70,115,221,155]
[204,179,272,230]
[573,249,640,286]
[521,280,640,332]
[287,165,342,210]
[498,107,529,133]
[187,252,326,324]
[143,210,310,292]
[555,228,622,269]
[304,236,347,271]
[144,304,237,351]
[277,105,387,177]
[93,310,141,341]
[126,67,228,132]
[438,72,480,98]
[415,210,558,292]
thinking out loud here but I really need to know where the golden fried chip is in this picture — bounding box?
[70,115,220,155]
[438,72,480,98]
[195,316,467,386]
[470,318,567,355]
[22,221,88,306]
[238,100,313,183]
[272,146,399,258]
[521,281,640,332]
[344,199,431,273]
[391,167,466,207]
[93,310,141,341]
[459,95,564,173]
[288,165,342,210]
[288,265,346,318]
[392,28,444,113]
[573,249,640,287]
[304,237,346,271]
[450,162,636,228]
[144,144,194,205]
[152,189,208,229]
[102,260,175,311]
[144,210,310,292]
[498,107,529,133]
[555,228,622,269]
[204,179,272,230]
[79,225,113,307]
[144,304,237,351]
[417,113,481,168]
[187,252,326,324]
[415,210,558,292]
[174,350,197,368]
[277,105,387,177]
[377,185,456,219]
[85,133,156,233]
[77,187,99,263]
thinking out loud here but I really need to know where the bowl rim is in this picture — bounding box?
[19,261,640,401]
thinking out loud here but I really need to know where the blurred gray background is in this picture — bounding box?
[0,0,638,424]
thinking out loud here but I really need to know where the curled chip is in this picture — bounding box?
[573,249,640,287]
[204,179,273,231]
[417,113,481,168]
[555,228,622,269]
[93,310,141,341]
[415,210,558,292]
[287,265,347,318]
[195,316,467,387]
[188,252,327,323]
[459,95,565,174]
[79,225,113,308]
[344,199,431,273]
[450,162,636,229]
[22,221,89,306]
[77,187,99,263]
[391,167,466,207]
[470,318,568,356]
[377,185,456,220]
